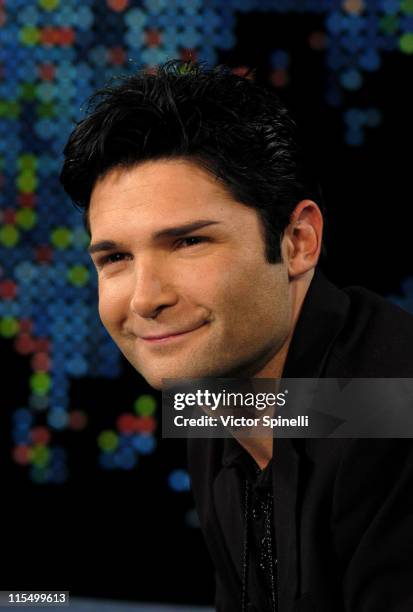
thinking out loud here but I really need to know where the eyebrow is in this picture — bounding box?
[87,219,221,255]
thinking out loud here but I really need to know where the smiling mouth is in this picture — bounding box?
[141,322,209,344]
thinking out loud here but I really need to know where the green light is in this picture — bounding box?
[0,317,20,338]
[30,444,50,467]
[0,225,19,247]
[30,372,52,395]
[0,101,21,119]
[50,226,72,249]
[37,102,56,118]
[379,15,399,35]
[19,26,40,46]
[16,208,37,230]
[134,394,156,416]
[400,32,413,53]
[17,170,38,193]
[18,154,38,172]
[401,0,413,14]
[98,430,119,452]
[39,0,60,10]
[67,265,90,287]
[31,466,48,484]
[9,101,20,120]
[20,83,37,102]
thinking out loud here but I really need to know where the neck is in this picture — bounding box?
[232,269,314,469]
[238,437,274,470]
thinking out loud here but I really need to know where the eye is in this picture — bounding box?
[175,236,208,248]
[97,252,130,268]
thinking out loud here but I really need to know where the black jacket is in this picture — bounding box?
[187,268,413,612]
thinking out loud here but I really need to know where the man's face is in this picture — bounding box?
[89,159,293,390]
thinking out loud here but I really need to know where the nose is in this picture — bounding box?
[129,257,178,319]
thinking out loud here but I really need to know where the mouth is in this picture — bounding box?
[141,322,209,344]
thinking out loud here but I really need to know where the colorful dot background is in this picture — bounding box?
[1,0,413,501]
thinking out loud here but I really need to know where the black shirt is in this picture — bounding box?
[215,436,277,612]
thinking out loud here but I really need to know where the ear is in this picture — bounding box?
[280,200,323,279]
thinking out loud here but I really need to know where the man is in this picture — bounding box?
[60,60,413,611]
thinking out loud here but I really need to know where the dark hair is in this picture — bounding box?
[60,59,326,264]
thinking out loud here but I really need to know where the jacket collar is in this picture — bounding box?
[282,266,350,378]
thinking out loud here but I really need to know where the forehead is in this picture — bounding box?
[88,159,258,239]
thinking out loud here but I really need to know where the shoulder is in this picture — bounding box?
[331,438,413,573]
[329,283,413,376]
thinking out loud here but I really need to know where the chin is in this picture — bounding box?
[137,368,186,391]
[145,379,166,392]
[138,365,205,391]
[134,353,244,389]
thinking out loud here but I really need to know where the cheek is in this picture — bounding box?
[97,280,128,329]
[163,260,226,306]
[216,262,290,334]
[210,257,263,305]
